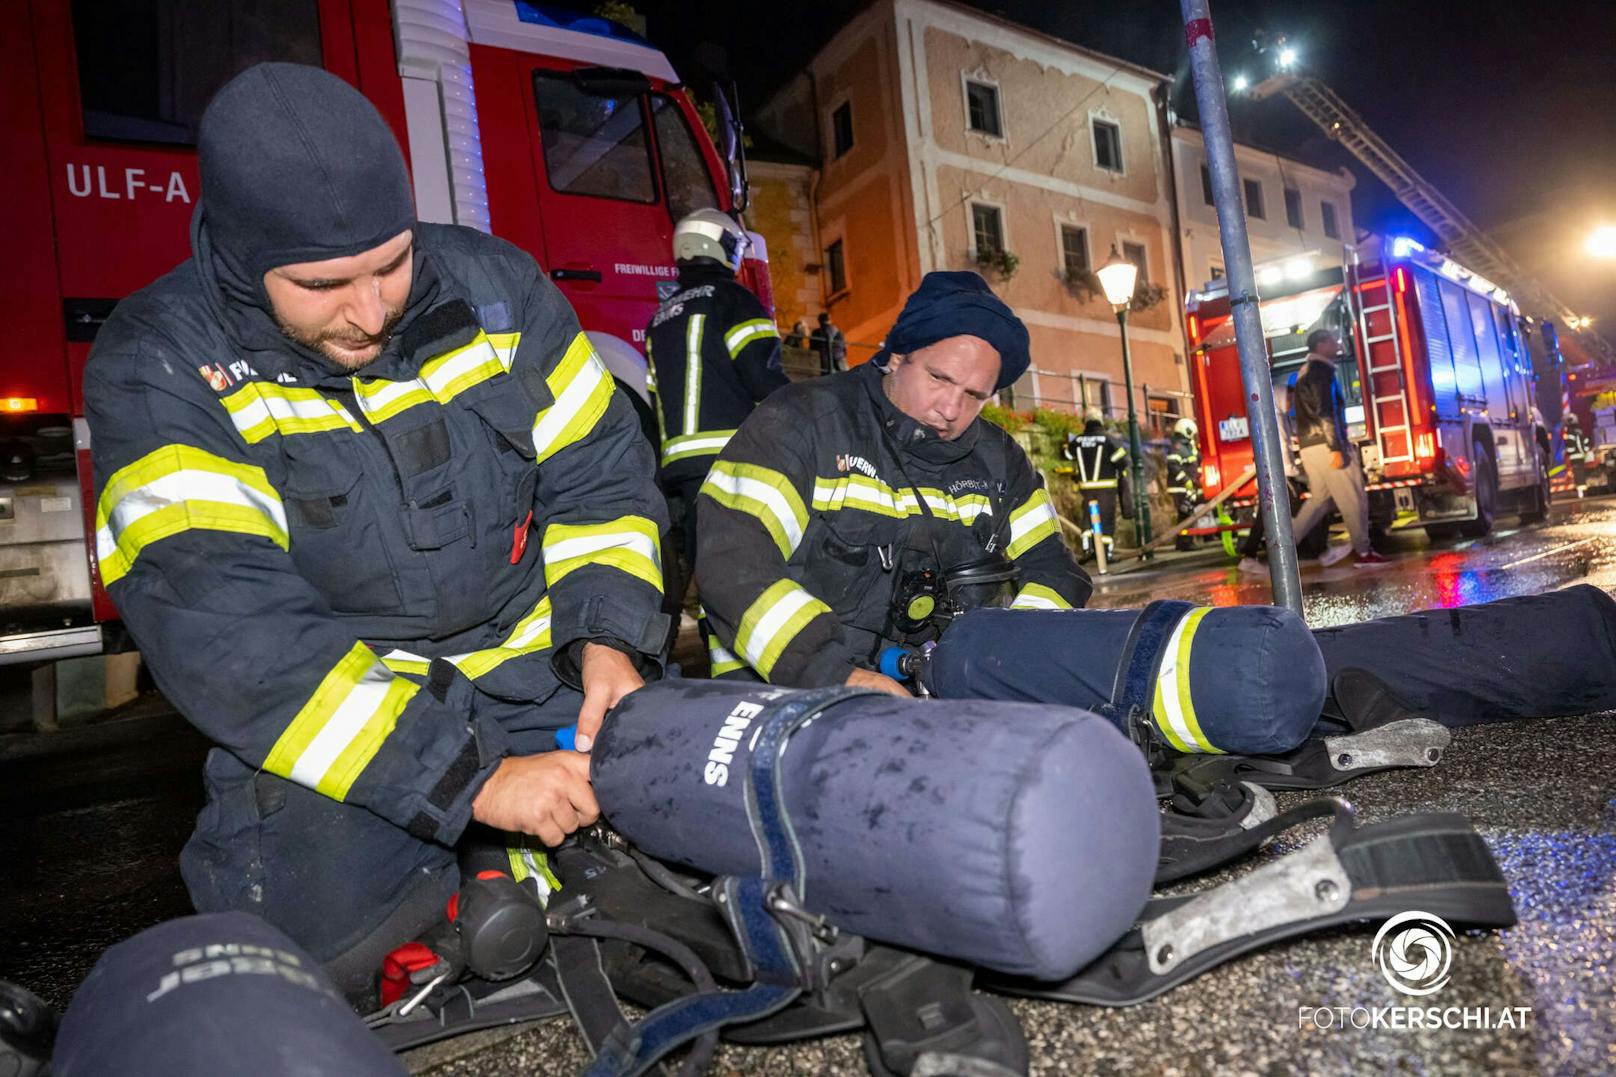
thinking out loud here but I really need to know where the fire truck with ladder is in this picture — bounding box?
[1187,238,1552,545]
[0,0,768,664]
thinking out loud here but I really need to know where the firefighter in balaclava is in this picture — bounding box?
[645,210,789,607]
[1166,416,1201,550]
[1063,408,1130,558]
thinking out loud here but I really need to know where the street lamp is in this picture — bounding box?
[1587,226,1616,259]
[1095,247,1151,551]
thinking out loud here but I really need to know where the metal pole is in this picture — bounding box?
[1118,309,1152,552]
[1179,0,1303,616]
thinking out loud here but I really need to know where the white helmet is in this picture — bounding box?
[1173,417,1198,440]
[672,209,748,271]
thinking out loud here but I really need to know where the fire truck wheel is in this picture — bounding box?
[1458,441,1496,539]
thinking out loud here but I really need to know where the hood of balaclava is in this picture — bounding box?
[191,62,425,372]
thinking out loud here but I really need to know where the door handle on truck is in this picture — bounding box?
[550,267,603,283]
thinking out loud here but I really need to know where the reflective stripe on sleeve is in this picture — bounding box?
[734,578,832,680]
[220,383,362,444]
[95,444,289,586]
[541,515,662,592]
[532,333,615,464]
[262,642,420,801]
[1006,488,1059,559]
[700,460,808,558]
[811,474,992,524]
[682,314,705,436]
[1010,582,1073,610]
[446,595,554,680]
[661,430,737,466]
[1151,607,1219,754]
[724,318,778,358]
[352,330,517,424]
[707,633,746,676]
[380,650,431,676]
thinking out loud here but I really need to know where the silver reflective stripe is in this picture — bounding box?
[682,313,705,436]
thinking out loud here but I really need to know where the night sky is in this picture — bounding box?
[632,0,1616,336]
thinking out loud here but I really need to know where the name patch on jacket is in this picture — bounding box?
[835,453,879,478]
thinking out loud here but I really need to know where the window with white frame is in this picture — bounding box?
[1092,117,1123,173]
[1209,262,1225,280]
[1060,224,1090,279]
[964,78,1002,137]
[1321,201,1340,239]
[971,203,1005,255]
[1122,240,1150,285]
[1284,187,1303,229]
[1244,178,1265,219]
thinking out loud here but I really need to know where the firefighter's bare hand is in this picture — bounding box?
[845,668,913,698]
[575,643,643,751]
[1330,450,1346,469]
[471,752,598,846]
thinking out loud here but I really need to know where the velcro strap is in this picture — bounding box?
[1108,600,1195,720]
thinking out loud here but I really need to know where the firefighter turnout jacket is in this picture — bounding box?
[646,263,789,482]
[697,362,1092,686]
[86,223,668,848]
[1064,422,1129,492]
[1167,433,1200,501]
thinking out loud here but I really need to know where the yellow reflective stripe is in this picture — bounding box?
[811,474,993,524]
[707,633,745,676]
[541,515,662,592]
[1111,447,1129,462]
[446,596,553,680]
[661,430,736,465]
[505,837,561,899]
[352,330,515,424]
[701,460,808,558]
[262,642,420,800]
[1010,582,1073,610]
[380,650,431,676]
[735,579,831,680]
[682,313,704,435]
[1151,607,1219,754]
[219,383,362,444]
[487,332,520,371]
[1078,480,1119,490]
[532,333,615,464]
[1006,488,1059,559]
[725,318,777,358]
[95,445,289,586]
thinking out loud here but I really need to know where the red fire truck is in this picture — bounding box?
[0,0,767,663]
[1186,238,1551,547]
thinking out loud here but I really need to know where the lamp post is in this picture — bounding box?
[1096,247,1151,552]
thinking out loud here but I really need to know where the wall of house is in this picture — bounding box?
[744,160,820,335]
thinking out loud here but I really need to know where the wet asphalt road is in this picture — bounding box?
[2,497,1613,1075]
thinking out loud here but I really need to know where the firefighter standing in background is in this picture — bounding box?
[1166,417,1201,550]
[1565,412,1591,498]
[645,210,790,597]
[1063,408,1130,558]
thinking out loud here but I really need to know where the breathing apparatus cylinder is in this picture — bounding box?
[590,678,1159,981]
[922,604,1325,756]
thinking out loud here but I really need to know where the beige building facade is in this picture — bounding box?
[753,0,1193,426]
[1171,126,1358,297]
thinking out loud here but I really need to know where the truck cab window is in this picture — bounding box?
[72,0,322,145]
[533,75,656,203]
[650,96,719,221]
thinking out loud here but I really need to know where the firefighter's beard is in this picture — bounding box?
[277,307,404,371]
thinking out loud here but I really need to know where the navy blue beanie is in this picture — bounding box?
[877,271,1031,390]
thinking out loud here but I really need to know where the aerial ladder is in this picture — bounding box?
[1248,48,1612,362]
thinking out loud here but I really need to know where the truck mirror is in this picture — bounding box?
[712,81,749,213]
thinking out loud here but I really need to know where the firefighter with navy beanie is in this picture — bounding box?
[645,210,789,590]
[82,63,668,1003]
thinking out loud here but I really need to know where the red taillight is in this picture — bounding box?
[1202,462,1222,490]
[1394,267,1409,295]
[1,397,39,413]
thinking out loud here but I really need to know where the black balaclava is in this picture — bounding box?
[192,63,425,372]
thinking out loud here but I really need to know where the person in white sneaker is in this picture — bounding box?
[1289,329,1387,568]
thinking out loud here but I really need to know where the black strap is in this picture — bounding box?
[553,936,637,1060]
[1105,600,1194,725]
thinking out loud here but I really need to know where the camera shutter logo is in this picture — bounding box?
[1373,911,1455,997]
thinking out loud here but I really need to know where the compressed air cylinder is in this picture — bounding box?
[591,678,1159,982]
[53,912,403,1077]
[922,604,1326,756]
[1311,584,1616,727]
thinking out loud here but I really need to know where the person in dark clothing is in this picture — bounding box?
[1063,409,1129,558]
[645,210,788,593]
[83,64,667,1001]
[1289,328,1387,567]
[810,311,848,375]
[1166,417,1201,550]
